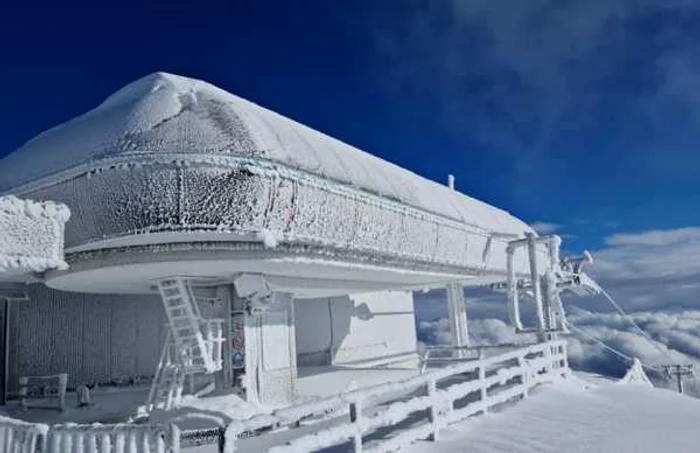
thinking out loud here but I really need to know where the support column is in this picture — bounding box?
[526,234,547,342]
[446,282,469,352]
[0,297,7,405]
[243,292,297,404]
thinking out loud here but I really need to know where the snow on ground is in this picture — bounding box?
[297,366,419,399]
[0,386,149,424]
[405,374,700,453]
[150,392,271,430]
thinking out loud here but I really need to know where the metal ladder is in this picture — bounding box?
[148,277,223,410]
[148,331,186,410]
[158,278,216,373]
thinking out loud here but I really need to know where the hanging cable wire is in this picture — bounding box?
[598,288,671,359]
[563,319,662,374]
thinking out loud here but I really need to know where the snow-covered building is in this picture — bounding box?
[0,73,553,408]
[0,195,70,404]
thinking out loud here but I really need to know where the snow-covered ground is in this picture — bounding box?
[405,374,700,453]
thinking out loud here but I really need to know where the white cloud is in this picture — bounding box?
[530,222,561,235]
[415,308,700,396]
[415,225,700,395]
[605,227,700,247]
[584,226,700,311]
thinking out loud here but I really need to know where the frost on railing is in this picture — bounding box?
[0,419,180,453]
[47,423,180,453]
[0,415,48,453]
[227,340,569,453]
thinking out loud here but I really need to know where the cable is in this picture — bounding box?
[598,288,671,359]
[563,319,662,374]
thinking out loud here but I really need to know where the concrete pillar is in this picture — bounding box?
[446,282,469,352]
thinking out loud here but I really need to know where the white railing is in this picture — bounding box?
[227,340,568,453]
[0,415,48,453]
[47,423,180,453]
[0,418,180,453]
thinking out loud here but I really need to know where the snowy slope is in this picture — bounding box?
[405,377,700,453]
[0,72,531,236]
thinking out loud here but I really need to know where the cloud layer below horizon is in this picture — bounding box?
[415,225,700,395]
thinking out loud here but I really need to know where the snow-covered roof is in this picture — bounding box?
[0,72,531,236]
[0,196,70,277]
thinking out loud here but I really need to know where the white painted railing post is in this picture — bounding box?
[426,378,440,441]
[350,400,364,453]
[545,344,554,375]
[518,353,529,399]
[477,348,488,413]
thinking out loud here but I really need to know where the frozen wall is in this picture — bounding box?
[20,164,544,281]
[7,285,166,394]
[295,290,418,368]
[0,196,69,274]
[244,293,297,404]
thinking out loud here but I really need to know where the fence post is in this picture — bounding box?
[218,426,226,453]
[546,343,555,375]
[518,353,529,399]
[560,343,569,370]
[170,425,180,453]
[349,400,363,453]
[426,378,440,441]
[477,348,488,413]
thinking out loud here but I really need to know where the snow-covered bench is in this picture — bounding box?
[19,373,68,412]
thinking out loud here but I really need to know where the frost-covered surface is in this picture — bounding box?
[230,340,567,453]
[8,286,166,394]
[149,393,271,430]
[0,386,151,425]
[618,358,654,387]
[0,72,530,234]
[404,375,700,453]
[0,73,547,283]
[0,195,69,275]
[0,414,48,453]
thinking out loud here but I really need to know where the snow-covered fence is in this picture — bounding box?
[46,423,180,453]
[0,418,180,453]
[0,415,48,453]
[226,340,568,453]
[180,427,226,452]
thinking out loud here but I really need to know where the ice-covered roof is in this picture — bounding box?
[0,72,531,235]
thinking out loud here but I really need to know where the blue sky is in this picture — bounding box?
[2,2,699,253]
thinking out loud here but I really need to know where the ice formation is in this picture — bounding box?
[618,358,654,387]
[0,195,70,274]
[0,73,547,281]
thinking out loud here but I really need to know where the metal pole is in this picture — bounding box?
[506,245,523,331]
[526,233,546,342]
[2,298,9,406]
